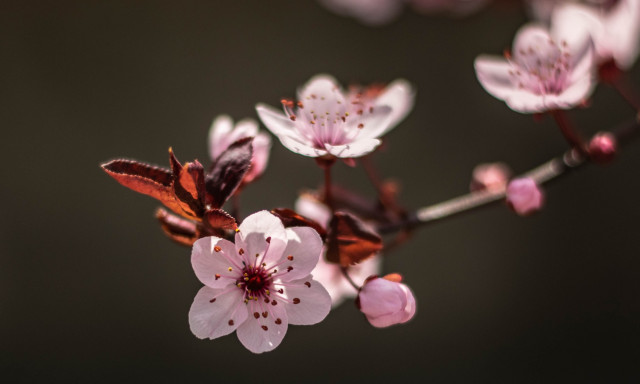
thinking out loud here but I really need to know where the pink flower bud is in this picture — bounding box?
[470,162,512,192]
[506,177,544,216]
[589,132,617,164]
[357,274,416,328]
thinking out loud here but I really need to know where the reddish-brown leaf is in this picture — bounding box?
[101,159,186,216]
[155,208,199,246]
[205,137,253,208]
[174,160,206,218]
[204,208,237,231]
[326,211,383,267]
[271,208,327,239]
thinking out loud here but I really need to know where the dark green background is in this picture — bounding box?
[2,1,639,382]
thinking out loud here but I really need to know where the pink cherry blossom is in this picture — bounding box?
[256,74,414,159]
[295,193,381,307]
[528,0,619,23]
[505,177,544,216]
[208,115,272,184]
[189,210,331,353]
[409,0,490,16]
[357,274,416,328]
[474,23,596,113]
[318,0,404,25]
[470,162,512,192]
[317,0,488,25]
[552,0,640,70]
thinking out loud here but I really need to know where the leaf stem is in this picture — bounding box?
[340,267,360,291]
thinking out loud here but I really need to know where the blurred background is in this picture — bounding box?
[2,1,639,382]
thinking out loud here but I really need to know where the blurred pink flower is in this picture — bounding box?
[296,194,382,307]
[357,274,416,328]
[527,0,619,23]
[189,211,331,353]
[257,74,414,159]
[475,24,596,113]
[505,178,544,216]
[318,0,404,25]
[552,0,640,69]
[470,162,512,192]
[208,115,272,184]
[409,0,489,16]
[317,0,488,25]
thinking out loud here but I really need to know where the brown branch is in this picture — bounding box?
[377,115,640,234]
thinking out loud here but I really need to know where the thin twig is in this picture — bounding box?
[377,115,639,234]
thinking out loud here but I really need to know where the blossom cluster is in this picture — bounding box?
[102,0,639,354]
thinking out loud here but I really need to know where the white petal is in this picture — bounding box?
[606,0,640,69]
[278,134,328,157]
[348,105,394,141]
[374,79,415,130]
[189,286,248,340]
[474,55,517,100]
[295,194,331,229]
[280,277,332,325]
[191,237,240,289]
[325,138,381,158]
[208,115,234,160]
[297,74,343,102]
[547,75,594,110]
[247,132,272,179]
[512,25,554,64]
[235,211,287,267]
[273,227,323,281]
[256,103,296,137]
[236,299,288,353]
[504,91,547,113]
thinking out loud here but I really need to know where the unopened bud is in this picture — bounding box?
[357,275,416,328]
[589,132,617,164]
[506,177,544,216]
[470,162,511,192]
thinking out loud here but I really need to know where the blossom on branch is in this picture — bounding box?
[296,194,382,307]
[256,74,414,159]
[552,0,640,70]
[505,177,544,216]
[474,24,596,113]
[357,273,416,328]
[208,115,272,185]
[189,211,331,353]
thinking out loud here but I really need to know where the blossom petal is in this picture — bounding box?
[273,227,323,281]
[295,194,332,229]
[189,286,248,340]
[278,134,328,157]
[256,103,297,137]
[553,75,594,109]
[235,211,287,267]
[373,79,415,130]
[297,74,345,105]
[474,55,516,100]
[280,277,332,325]
[209,115,234,160]
[236,299,288,353]
[348,105,394,141]
[191,236,239,289]
[245,132,272,181]
[325,138,381,158]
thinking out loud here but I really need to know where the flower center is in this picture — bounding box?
[238,265,273,301]
[510,37,572,95]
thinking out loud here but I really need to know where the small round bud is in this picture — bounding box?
[506,178,544,216]
[357,274,416,328]
[470,162,511,192]
[589,132,617,164]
